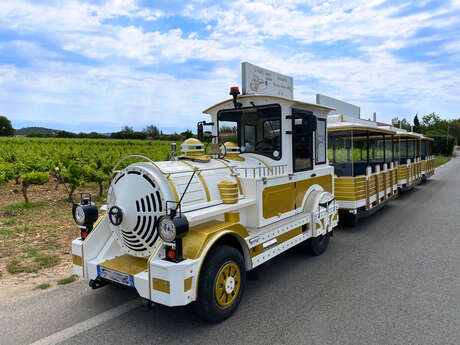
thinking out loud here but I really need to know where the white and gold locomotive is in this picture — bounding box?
[71,87,338,322]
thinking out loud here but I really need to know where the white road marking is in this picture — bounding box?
[29,299,142,345]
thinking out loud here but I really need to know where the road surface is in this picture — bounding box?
[1,156,459,345]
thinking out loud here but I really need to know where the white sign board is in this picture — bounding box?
[316,94,360,119]
[242,62,294,99]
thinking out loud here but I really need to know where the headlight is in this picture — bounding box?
[73,202,98,227]
[158,216,176,242]
[74,206,86,225]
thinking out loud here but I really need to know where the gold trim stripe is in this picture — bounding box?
[179,160,211,202]
[167,176,179,202]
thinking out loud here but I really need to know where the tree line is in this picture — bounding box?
[392,113,458,155]
[0,115,195,141]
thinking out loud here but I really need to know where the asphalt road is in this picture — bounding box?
[1,156,459,345]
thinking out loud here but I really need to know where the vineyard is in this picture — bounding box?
[0,137,177,298]
[0,137,178,201]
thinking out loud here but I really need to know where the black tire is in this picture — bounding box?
[193,245,246,323]
[310,233,330,256]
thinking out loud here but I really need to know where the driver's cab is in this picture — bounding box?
[202,93,335,228]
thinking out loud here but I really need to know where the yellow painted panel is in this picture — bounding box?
[184,277,193,292]
[277,227,302,244]
[152,278,170,294]
[72,254,82,266]
[99,254,147,276]
[263,182,296,219]
[182,221,248,259]
[295,175,333,209]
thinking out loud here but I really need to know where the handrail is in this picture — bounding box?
[112,155,161,173]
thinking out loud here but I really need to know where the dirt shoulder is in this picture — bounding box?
[0,180,106,305]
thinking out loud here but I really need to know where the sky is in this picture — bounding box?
[1,0,459,133]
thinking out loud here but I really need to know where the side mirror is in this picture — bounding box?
[301,114,317,134]
[197,122,204,141]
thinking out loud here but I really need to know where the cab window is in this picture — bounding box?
[217,104,282,160]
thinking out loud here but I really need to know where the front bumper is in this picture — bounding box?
[72,237,201,307]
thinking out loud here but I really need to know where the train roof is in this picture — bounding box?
[203,95,335,114]
[328,114,395,135]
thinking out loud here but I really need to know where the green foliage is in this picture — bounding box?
[22,171,49,185]
[20,171,49,203]
[0,162,15,183]
[57,274,78,285]
[0,115,14,137]
[36,283,51,290]
[413,114,421,133]
[144,125,160,138]
[0,137,177,203]
[434,155,451,167]
[391,117,411,131]
[429,135,455,155]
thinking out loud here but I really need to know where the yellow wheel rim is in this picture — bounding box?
[214,261,241,308]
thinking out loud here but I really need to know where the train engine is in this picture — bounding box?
[71,88,338,322]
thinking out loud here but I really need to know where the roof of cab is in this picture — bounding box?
[203,95,335,114]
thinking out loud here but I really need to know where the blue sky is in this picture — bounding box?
[1,0,459,133]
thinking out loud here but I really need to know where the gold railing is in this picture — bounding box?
[334,164,398,211]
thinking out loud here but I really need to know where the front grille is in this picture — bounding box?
[108,167,165,257]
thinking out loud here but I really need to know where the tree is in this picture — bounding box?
[144,125,160,138]
[391,117,411,131]
[0,116,14,137]
[422,113,441,128]
[180,129,194,139]
[413,114,421,133]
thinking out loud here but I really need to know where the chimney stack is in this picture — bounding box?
[373,112,376,122]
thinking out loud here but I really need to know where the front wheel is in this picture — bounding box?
[310,233,330,256]
[193,245,246,323]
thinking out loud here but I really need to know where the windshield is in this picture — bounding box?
[217,104,281,160]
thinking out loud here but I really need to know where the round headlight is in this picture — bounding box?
[74,205,86,225]
[158,216,176,242]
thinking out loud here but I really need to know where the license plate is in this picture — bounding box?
[97,266,134,287]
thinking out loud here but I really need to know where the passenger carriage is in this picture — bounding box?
[378,126,422,190]
[420,136,435,180]
[70,89,339,322]
[327,115,398,226]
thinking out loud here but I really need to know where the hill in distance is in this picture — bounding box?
[14,127,112,137]
[15,126,57,136]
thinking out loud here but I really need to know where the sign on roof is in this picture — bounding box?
[242,62,294,99]
[316,94,360,119]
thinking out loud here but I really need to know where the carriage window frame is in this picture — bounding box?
[315,118,327,165]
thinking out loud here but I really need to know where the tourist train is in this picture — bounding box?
[70,86,434,322]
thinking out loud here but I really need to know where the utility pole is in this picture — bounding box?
[446,121,450,153]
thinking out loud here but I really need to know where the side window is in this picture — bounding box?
[316,118,326,164]
[292,109,314,172]
[242,124,256,153]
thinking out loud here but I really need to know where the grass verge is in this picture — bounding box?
[434,155,451,167]
[6,246,60,273]
[57,274,78,285]
[3,201,47,212]
[36,283,51,290]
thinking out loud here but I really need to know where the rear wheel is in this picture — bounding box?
[340,212,357,227]
[310,233,330,256]
[193,245,246,323]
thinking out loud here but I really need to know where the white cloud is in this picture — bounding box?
[0,0,459,131]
